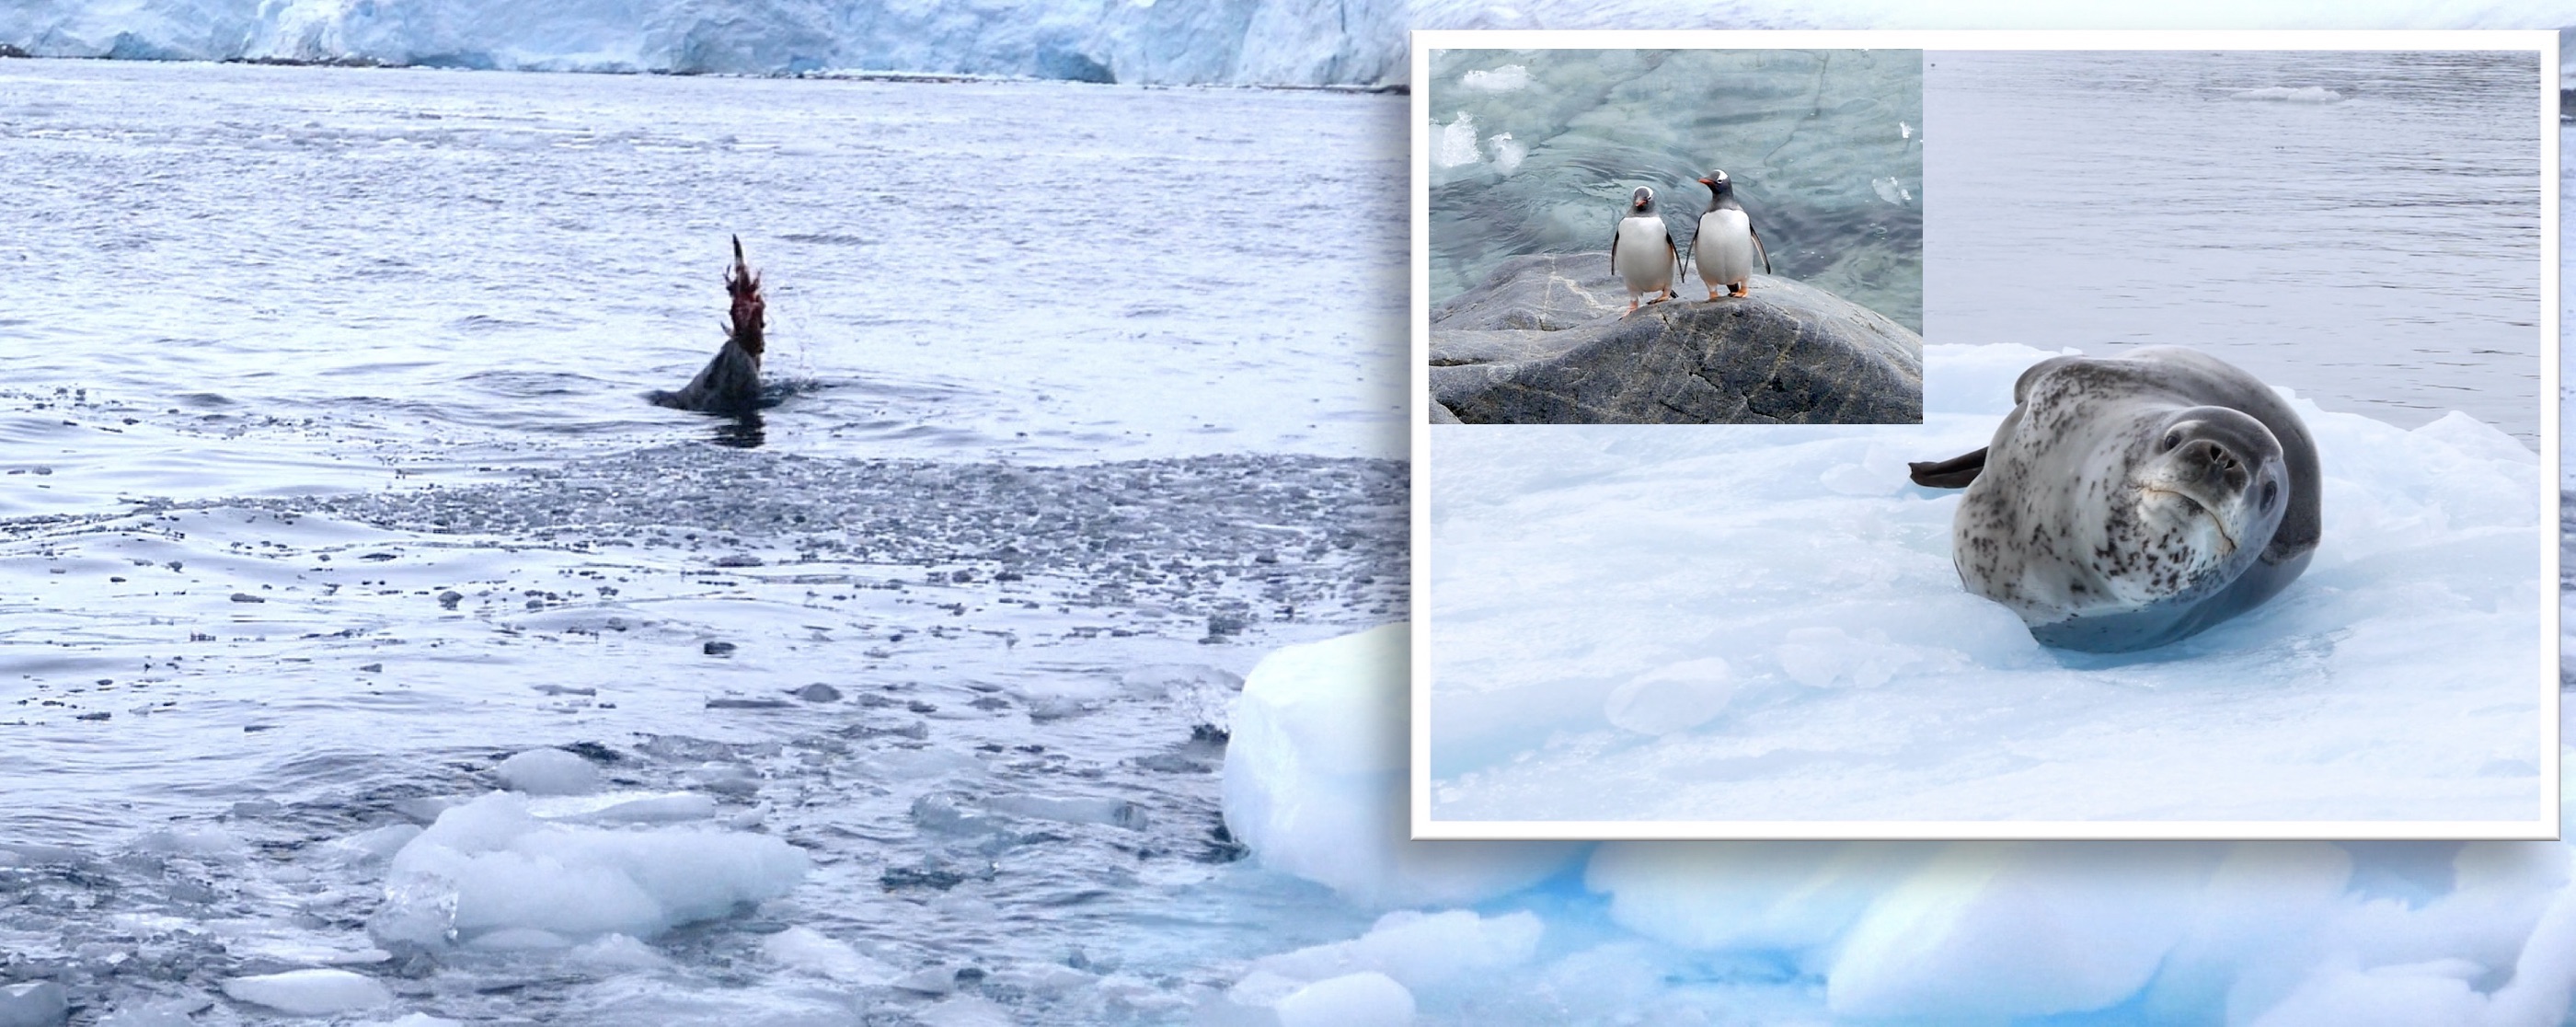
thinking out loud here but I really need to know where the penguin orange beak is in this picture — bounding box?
[1697,178,1715,187]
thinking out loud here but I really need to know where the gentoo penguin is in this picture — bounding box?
[1610,185,1679,314]
[1692,170,1770,299]
[649,235,767,415]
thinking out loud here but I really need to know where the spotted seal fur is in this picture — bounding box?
[1907,346,2319,652]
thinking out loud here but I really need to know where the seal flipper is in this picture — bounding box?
[1908,447,1987,489]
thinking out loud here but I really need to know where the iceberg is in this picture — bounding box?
[0,0,1408,85]
[1215,624,2576,1024]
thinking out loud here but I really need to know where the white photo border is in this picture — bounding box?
[1409,29,2563,841]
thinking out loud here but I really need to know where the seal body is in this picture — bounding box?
[650,235,767,415]
[1609,186,1677,313]
[1915,347,2319,652]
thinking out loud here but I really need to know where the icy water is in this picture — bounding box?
[0,59,1409,502]
[0,61,1411,1025]
[1424,48,1925,331]
[1928,50,2546,446]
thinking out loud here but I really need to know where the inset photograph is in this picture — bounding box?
[1421,48,1924,425]
[1414,37,2556,839]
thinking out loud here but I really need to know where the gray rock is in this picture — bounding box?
[1430,253,1923,425]
[0,982,67,1027]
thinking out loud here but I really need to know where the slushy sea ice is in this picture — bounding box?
[1221,625,2576,1024]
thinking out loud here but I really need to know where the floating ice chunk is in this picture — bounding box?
[762,926,898,985]
[1459,64,1530,91]
[1433,112,1482,169]
[567,933,670,971]
[1588,842,1925,952]
[323,824,424,865]
[497,747,600,795]
[1273,972,1415,1027]
[0,982,66,1027]
[466,928,570,951]
[221,969,393,1016]
[1603,657,1735,734]
[372,792,807,945]
[96,996,207,1027]
[525,790,719,825]
[1251,909,1542,995]
[132,824,245,858]
[1222,625,1581,907]
[1901,121,1914,139]
[917,996,1016,1027]
[985,794,1148,830]
[2231,86,2343,103]
[1827,843,2219,1020]
[1487,133,1527,175]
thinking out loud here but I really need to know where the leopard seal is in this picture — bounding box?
[650,235,766,415]
[1906,346,2319,652]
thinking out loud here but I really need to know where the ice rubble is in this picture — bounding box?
[1220,624,2576,1025]
[1425,343,2546,823]
[368,790,807,946]
[0,0,1406,85]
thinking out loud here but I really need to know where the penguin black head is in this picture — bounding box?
[1697,170,1732,197]
[1629,185,1656,213]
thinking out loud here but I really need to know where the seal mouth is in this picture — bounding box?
[2142,485,2237,555]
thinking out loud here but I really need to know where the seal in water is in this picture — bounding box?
[1690,169,1769,300]
[1610,185,1679,314]
[1906,346,2319,652]
[650,235,765,415]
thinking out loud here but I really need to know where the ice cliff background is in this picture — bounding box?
[12,0,2576,87]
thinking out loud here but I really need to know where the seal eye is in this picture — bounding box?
[2160,432,2181,452]
[2260,480,2277,511]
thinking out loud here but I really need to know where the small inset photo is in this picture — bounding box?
[1420,46,1924,425]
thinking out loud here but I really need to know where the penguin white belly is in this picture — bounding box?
[1696,209,1754,288]
[1613,216,1673,297]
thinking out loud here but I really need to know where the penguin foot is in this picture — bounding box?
[1707,289,1722,301]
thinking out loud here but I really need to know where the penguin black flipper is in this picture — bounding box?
[1907,447,1988,490]
[1750,224,1772,275]
[1667,236,1681,283]
[1609,224,1622,277]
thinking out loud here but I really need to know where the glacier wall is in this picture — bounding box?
[0,0,1409,86]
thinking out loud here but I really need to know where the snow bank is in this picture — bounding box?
[1216,629,2576,1025]
[368,791,807,946]
[1426,342,2547,824]
[1221,624,1581,907]
[0,0,1407,86]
